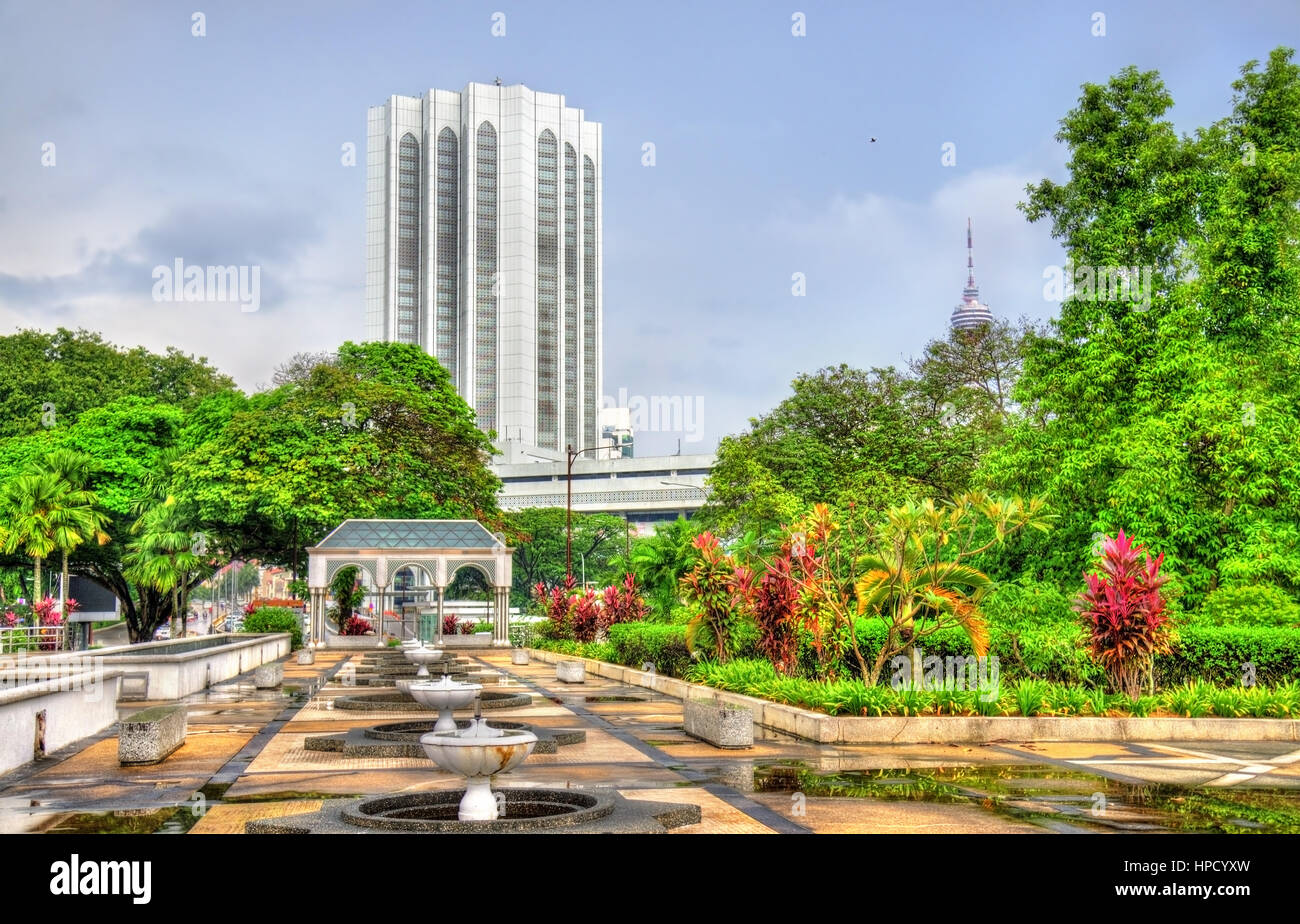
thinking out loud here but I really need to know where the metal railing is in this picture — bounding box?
[0,625,67,653]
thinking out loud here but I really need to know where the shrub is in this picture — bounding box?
[1013,679,1049,717]
[534,577,576,639]
[1156,626,1300,687]
[982,578,1076,631]
[341,614,373,636]
[752,548,800,675]
[609,623,693,677]
[245,598,304,616]
[442,613,458,636]
[1075,531,1174,698]
[680,532,753,662]
[1162,681,1212,717]
[602,573,649,626]
[1195,584,1300,628]
[533,638,615,662]
[570,589,603,643]
[241,606,303,649]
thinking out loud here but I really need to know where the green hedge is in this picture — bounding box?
[240,606,302,649]
[686,659,1300,718]
[1157,626,1300,687]
[533,638,616,662]
[822,619,1299,688]
[608,623,693,677]
[1194,584,1300,628]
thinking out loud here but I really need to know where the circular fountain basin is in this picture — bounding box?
[333,689,531,712]
[420,725,538,820]
[408,678,482,732]
[340,789,615,832]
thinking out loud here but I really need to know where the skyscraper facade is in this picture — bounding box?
[365,82,602,450]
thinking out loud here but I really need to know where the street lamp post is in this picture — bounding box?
[567,441,615,578]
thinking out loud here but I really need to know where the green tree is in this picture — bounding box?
[980,47,1300,606]
[123,499,206,638]
[0,328,232,440]
[506,507,627,603]
[176,341,502,572]
[625,516,699,618]
[0,472,66,601]
[34,449,111,614]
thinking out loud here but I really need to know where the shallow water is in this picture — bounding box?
[750,762,1300,833]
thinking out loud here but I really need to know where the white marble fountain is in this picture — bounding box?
[420,702,537,821]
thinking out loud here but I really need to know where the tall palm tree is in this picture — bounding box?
[35,450,111,616]
[124,500,202,639]
[0,471,68,603]
[629,516,698,617]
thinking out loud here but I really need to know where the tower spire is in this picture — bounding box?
[950,216,993,334]
[966,217,975,289]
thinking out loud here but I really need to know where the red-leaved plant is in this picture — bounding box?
[341,614,374,636]
[753,547,800,675]
[534,574,578,638]
[679,533,754,663]
[1074,530,1173,699]
[570,589,603,642]
[602,573,649,626]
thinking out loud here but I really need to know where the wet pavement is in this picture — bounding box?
[3,647,1299,834]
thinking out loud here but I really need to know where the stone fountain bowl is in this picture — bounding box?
[404,646,447,667]
[406,679,482,713]
[419,726,537,779]
[420,725,538,819]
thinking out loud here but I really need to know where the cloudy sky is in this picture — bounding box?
[1,1,1295,454]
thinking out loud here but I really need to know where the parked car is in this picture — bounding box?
[153,624,171,640]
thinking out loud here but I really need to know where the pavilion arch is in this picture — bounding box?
[305,519,514,649]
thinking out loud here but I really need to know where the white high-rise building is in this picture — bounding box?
[366,82,603,451]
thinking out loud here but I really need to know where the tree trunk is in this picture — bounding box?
[61,551,70,617]
[33,555,42,604]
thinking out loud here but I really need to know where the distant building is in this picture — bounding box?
[366,82,603,451]
[950,218,994,333]
[493,453,714,530]
[599,407,634,458]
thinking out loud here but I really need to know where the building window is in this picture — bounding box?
[475,121,498,434]
[435,127,459,381]
[396,132,421,345]
[564,143,579,451]
[537,130,559,450]
[583,156,598,448]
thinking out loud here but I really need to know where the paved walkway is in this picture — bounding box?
[3,648,1298,834]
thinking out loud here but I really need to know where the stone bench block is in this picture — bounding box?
[556,661,585,683]
[254,661,284,688]
[119,705,187,766]
[511,649,530,665]
[683,700,753,749]
[297,649,315,665]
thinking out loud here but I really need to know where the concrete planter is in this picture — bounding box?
[296,649,315,665]
[0,669,123,774]
[556,661,585,684]
[253,662,284,689]
[511,649,530,665]
[119,704,187,765]
[684,700,753,748]
[526,649,1300,744]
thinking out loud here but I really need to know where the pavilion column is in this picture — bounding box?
[436,586,446,645]
[309,588,326,648]
[493,587,510,647]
